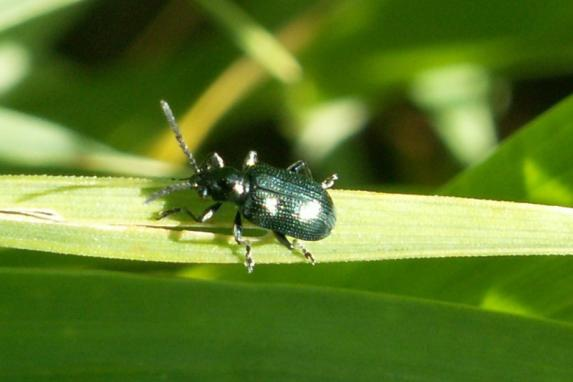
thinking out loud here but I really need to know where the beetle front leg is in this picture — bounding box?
[287,160,313,179]
[274,232,315,265]
[205,152,224,170]
[157,202,222,223]
[233,212,254,273]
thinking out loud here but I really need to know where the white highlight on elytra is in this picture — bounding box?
[297,200,321,221]
[263,197,279,215]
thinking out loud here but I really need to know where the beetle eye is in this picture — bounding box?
[218,178,233,190]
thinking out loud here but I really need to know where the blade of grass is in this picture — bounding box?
[305,1,573,96]
[442,93,573,205]
[0,107,180,176]
[150,2,330,161]
[410,64,498,165]
[2,175,573,265]
[193,0,301,83]
[0,0,85,33]
[1,269,573,381]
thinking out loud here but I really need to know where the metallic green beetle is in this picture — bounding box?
[147,101,337,272]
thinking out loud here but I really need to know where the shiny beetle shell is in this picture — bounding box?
[241,164,335,241]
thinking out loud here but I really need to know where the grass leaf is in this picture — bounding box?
[1,269,573,381]
[0,0,85,33]
[2,175,573,265]
[0,107,180,176]
[194,0,301,83]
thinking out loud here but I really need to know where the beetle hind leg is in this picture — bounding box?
[287,160,313,179]
[233,212,254,273]
[274,232,315,265]
[321,174,338,189]
[243,151,258,169]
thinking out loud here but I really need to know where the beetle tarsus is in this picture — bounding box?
[321,174,338,190]
[274,232,316,265]
[234,212,254,272]
[245,247,254,273]
[304,249,316,265]
[294,239,315,265]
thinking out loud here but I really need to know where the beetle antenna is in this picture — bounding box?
[145,181,195,204]
[160,100,200,173]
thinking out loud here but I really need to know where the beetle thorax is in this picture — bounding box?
[193,167,249,204]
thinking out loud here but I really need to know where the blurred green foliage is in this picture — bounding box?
[2,0,573,380]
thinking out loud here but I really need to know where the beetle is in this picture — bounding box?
[146,100,337,272]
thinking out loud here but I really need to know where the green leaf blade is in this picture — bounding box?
[442,94,573,204]
[1,269,573,381]
[2,175,573,265]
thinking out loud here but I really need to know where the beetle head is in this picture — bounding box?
[192,166,248,204]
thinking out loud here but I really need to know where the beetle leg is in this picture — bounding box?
[274,232,316,265]
[243,150,258,169]
[156,208,182,220]
[287,160,313,179]
[157,202,222,223]
[208,152,225,169]
[321,173,338,189]
[233,212,254,273]
[191,202,223,222]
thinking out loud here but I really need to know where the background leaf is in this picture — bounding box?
[0,107,180,176]
[1,269,573,381]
